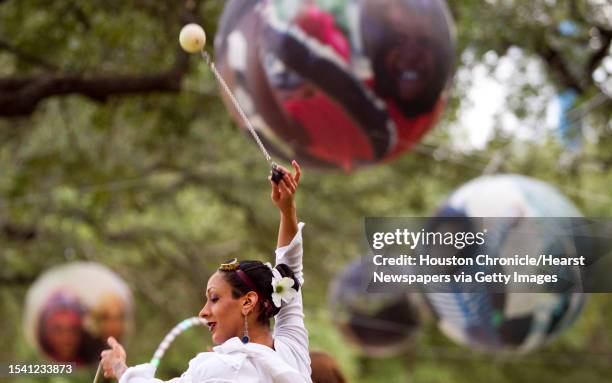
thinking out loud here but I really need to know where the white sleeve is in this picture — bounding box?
[275,222,305,285]
[273,222,311,377]
[246,351,310,383]
[119,363,188,383]
[119,354,242,383]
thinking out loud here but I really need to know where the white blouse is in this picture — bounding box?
[119,222,312,383]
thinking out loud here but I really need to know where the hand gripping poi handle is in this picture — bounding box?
[271,163,285,184]
[150,317,208,371]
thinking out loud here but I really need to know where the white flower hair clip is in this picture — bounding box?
[265,262,298,308]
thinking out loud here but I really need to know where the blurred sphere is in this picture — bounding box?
[24,262,132,366]
[424,174,588,353]
[215,0,455,171]
[179,23,207,53]
[329,259,421,356]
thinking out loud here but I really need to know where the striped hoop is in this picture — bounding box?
[150,317,208,371]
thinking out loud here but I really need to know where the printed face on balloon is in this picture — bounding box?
[361,0,454,117]
[215,0,455,170]
[38,292,85,363]
[89,293,127,340]
[26,263,133,367]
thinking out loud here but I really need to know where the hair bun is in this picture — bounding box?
[218,260,301,325]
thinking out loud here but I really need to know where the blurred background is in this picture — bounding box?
[1,0,611,382]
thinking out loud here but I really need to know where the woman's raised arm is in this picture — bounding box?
[270,161,301,248]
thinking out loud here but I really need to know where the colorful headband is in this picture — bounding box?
[236,269,273,313]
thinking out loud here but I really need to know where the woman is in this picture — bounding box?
[39,291,85,364]
[101,161,312,382]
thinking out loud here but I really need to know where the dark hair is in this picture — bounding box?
[219,260,300,325]
[310,351,347,383]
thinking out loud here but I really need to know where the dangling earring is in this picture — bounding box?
[241,314,250,344]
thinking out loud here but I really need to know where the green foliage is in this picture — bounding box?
[1,0,611,382]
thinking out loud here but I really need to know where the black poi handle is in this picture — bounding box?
[271,167,285,184]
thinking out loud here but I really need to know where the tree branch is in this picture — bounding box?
[0,272,38,286]
[1,223,37,241]
[0,0,200,117]
[588,26,612,75]
[0,46,190,116]
[567,0,612,85]
[536,42,584,93]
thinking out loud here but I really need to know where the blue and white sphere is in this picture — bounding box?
[424,174,588,353]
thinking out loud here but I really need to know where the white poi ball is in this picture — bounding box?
[179,23,206,53]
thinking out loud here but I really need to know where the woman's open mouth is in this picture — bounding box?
[207,322,217,333]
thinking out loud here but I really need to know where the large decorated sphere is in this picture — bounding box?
[24,262,132,365]
[329,259,421,356]
[215,0,455,171]
[423,174,588,353]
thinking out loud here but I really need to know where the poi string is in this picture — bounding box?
[179,23,284,184]
[92,362,103,383]
[150,317,208,371]
[199,51,285,184]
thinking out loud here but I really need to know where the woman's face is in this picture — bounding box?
[199,272,245,345]
[381,6,436,103]
[93,296,126,340]
[43,310,82,360]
